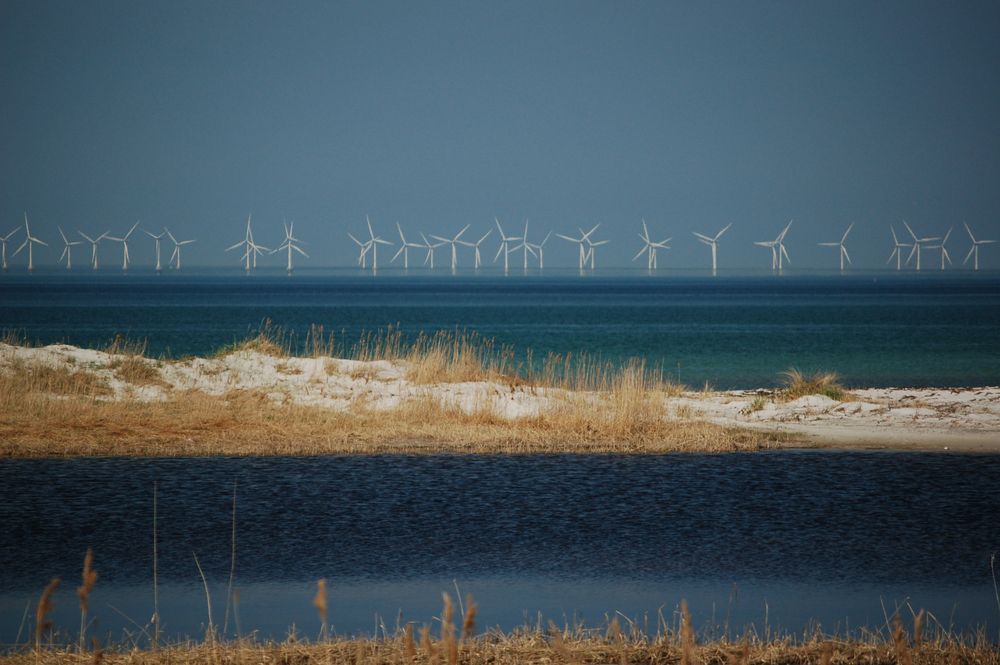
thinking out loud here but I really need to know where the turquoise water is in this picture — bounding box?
[2,269,998,388]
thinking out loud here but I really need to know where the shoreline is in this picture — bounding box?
[2,341,998,457]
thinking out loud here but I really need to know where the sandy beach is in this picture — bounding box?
[2,341,997,455]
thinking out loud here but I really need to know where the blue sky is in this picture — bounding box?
[2,1,999,269]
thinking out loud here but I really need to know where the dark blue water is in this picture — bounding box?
[2,269,999,389]
[2,452,998,642]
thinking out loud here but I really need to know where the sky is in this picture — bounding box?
[2,0,1000,270]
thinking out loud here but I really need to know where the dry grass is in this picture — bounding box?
[107,356,166,387]
[0,359,112,398]
[780,368,851,402]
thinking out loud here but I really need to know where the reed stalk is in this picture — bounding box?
[77,548,98,653]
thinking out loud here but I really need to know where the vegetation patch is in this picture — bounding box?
[780,368,850,402]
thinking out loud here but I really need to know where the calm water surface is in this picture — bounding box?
[2,270,999,388]
[1,452,998,643]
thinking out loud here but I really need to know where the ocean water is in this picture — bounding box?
[1,269,998,388]
[1,452,998,642]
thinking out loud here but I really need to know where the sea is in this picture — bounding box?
[1,269,999,646]
[1,268,999,389]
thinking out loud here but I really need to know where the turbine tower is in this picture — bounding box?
[517,220,533,270]
[817,223,854,271]
[633,219,671,271]
[903,221,939,272]
[584,228,609,270]
[13,213,48,272]
[691,223,731,274]
[431,224,472,272]
[391,223,423,269]
[226,214,268,272]
[469,228,493,269]
[963,222,996,271]
[1,225,21,271]
[105,222,141,271]
[886,226,912,271]
[146,229,167,273]
[273,221,308,273]
[493,218,521,273]
[419,232,446,269]
[57,227,82,270]
[753,220,793,271]
[557,224,600,272]
[165,229,195,270]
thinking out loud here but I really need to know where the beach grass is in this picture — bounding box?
[780,368,850,402]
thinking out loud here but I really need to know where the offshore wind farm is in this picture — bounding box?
[3,1,1000,662]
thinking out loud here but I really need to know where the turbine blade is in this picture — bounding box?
[715,223,732,240]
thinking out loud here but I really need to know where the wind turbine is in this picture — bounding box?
[78,231,107,270]
[1,225,20,271]
[419,232,446,269]
[347,233,372,269]
[903,221,939,272]
[165,229,195,270]
[753,220,793,271]
[13,213,48,272]
[57,227,82,270]
[556,224,600,272]
[273,221,308,273]
[469,228,493,269]
[817,223,854,271]
[391,223,423,269]
[886,226,912,271]
[691,223,731,274]
[963,222,996,271]
[104,222,140,272]
[584,227,609,270]
[925,227,953,271]
[145,228,167,273]
[431,224,472,272]
[633,219,671,271]
[493,218,521,273]
[516,220,533,270]
[226,214,268,272]
[526,232,552,270]
[360,216,392,272]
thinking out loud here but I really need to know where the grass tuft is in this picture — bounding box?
[780,368,849,401]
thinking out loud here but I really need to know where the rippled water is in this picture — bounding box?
[2,452,998,643]
[2,271,999,388]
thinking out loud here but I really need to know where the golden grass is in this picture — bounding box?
[107,356,166,387]
[1,359,112,398]
[780,368,851,402]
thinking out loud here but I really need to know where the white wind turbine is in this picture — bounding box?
[469,228,493,269]
[817,222,854,271]
[886,226,912,271]
[493,218,521,273]
[903,221,939,272]
[584,227,609,270]
[419,232,446,269]
[926,227,953,271]
[13,213,48,272]
[361,216,392,272]
[431,224,472,272]
[963,222,996,271]
[391,223,423,269]
[691,223,731,274]
[273,221,308,273]
[226,214,268,272]
[633,219,671,271]
[753,220,793,271]
[515,220,534,270]
[146,228,167,273]
[165,229,195,270]
[556,224,600,271]
[57,227,82,270]
[104,222,140,271]
[526,232,552,270]
[1,225,21,271]
[78,231,108,270]
[347,232,372,269]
